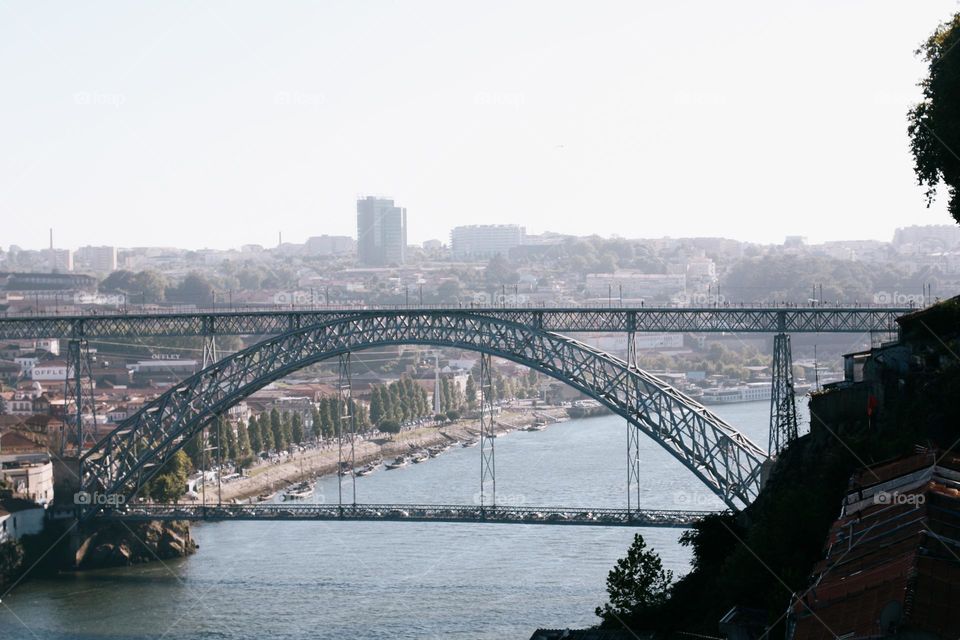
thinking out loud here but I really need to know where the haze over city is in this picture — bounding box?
[2,0,958,250]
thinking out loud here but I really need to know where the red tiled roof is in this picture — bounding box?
[792,451,960,640]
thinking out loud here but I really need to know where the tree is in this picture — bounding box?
[379,418,401,435]
[259,413,274,452]
[171,272,215,306]
[0,540,25,590]
[908,13,960,224]
[291,412,304,445]
[146,450,193,502]
[270,408,286,451]
[369,388,383,424]
[248,417,262,454]
[223,419,238,462]
[465,374,477,408]
[595,534,673,625]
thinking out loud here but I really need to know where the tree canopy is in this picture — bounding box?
[908,13,960,224]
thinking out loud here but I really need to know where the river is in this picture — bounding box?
[1,400,809,639]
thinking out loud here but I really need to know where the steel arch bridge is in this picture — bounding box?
[79,311,769,519]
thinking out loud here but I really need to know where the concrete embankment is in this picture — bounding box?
[206,406,567,504]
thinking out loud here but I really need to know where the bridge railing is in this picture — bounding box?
[96,502,723,528]
[0,300,923,319]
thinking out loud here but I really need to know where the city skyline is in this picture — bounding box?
[2,1,959,250]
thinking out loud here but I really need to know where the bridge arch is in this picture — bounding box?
[80,312,768,512]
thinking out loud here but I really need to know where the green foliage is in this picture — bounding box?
[145,449,192,502]
[908,13,960,223]
[595,534,673,626]
[0,539,25,590]
[722,254,921,304]
[465,374,477,408]
[100,269,168,303]
[379,418,401,434]
[169,272,215,306]
[291,413,304,444]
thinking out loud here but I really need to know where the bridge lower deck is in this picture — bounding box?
[101,503,719,528]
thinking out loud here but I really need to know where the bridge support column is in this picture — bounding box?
[768,332,798,456]
[337,352,356,507]
[479,353,495,508]
[626,331,641,513]
[201,334,218,369]
[63,339,98,457]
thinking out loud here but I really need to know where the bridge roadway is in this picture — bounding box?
[0,305,913,339]
[100,502,718,528]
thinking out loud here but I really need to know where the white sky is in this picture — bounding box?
[1,1,958,250]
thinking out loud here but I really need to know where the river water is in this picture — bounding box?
[1,401,808,639]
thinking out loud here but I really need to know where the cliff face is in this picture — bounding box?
[75,520,197,569]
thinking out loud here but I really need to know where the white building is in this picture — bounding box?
[0,499,46,543]
[30,360,72,381]
[76,245,118,273]
[45,248,73,272]
[450,225,525,260]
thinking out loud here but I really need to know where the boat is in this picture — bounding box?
[461,439,478,448]
[411,450,430,463]
[565,399,610,419]
[282,480,315,500]
[523,421,547,432]
[354,462,378,477]
[699,383,772,405]
[385,456,408,469]
[256,491,276,502]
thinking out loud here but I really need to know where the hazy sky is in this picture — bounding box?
[1,1,958,250]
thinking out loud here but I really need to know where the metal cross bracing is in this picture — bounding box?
[626,331,642,512]
[768,333,799,456]
[0,306,911,340]
[337,352,356,507]
[62,339,99,456]
[78,312,769,521]
[478,353,495,507]
[100,502,721,528]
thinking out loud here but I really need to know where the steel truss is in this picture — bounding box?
[626,331,642,512]
[479,353,495,507]
[768,333,799,455]
[79,313,769,517]
[62,339,98,456]
[104,502,721,528]
[0,307,910,340]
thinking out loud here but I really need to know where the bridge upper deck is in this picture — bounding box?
[0,305,911,339]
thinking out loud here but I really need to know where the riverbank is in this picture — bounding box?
[200,405,568,504]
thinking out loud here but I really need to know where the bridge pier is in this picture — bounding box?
[201,334,218,368]
[768,332,799,455]
[63,338,98,458]
[337,352,356,507]
[479,353,496,507]
[626,331,641,512]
